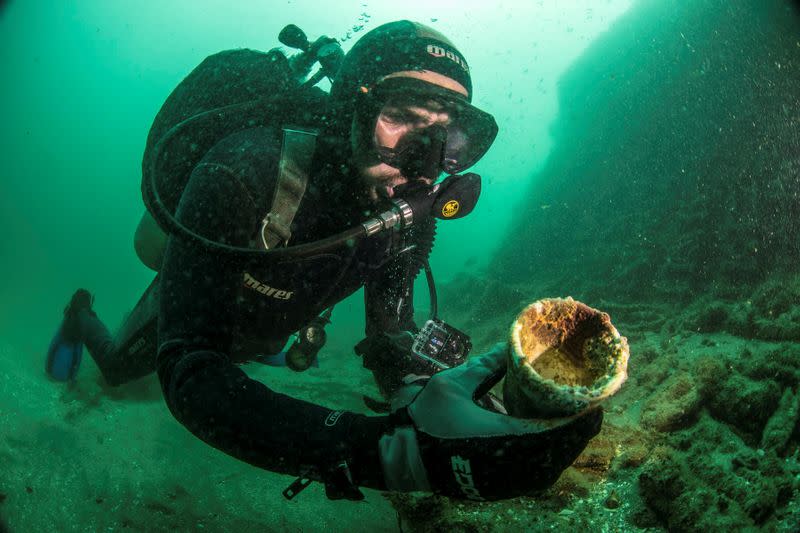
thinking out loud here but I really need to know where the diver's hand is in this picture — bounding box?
[379,344,603,500]
[355,331,444,399]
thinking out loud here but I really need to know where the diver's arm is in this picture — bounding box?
[156,129,390,493]
[157,328,389,490]
[364,253,418,337]
[359,239,441,399]
[362,217,436,337]
[155,138,599,501]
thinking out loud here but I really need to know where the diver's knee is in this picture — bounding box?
[134,211,167,271]
[102,372,126,387]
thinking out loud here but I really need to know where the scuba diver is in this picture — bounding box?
[46,20,602,501]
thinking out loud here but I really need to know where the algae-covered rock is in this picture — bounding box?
[683,300,731,333]
[634,359,672,393]
[640,371,701,432]
[760,388,800,455]
[725,448,796,525]
[639,413,799,530]
[637,446,688,521]
[776,490,800,533]
[727,296,800,342]
[751,311,800,342]
[750,277,800,318]
[706,373,782,443]
[576,420,652,476]
[692,355,728,399]
[737,345,800,389]
[668,280,800,341]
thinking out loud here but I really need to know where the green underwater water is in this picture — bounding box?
[1,0,799,531]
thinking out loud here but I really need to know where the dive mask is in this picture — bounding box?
[355,76,499,178]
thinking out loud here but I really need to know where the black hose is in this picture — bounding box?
[402,217,438,319]
[143,98,368,260]
[423,261,438,320]
[149,185,364,259]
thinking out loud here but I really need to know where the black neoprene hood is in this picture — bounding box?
[327,20,474,138]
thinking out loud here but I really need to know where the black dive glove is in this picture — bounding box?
[377,344,603,501]
[355,331,443,399]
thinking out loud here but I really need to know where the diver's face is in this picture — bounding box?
[355,71,468,201]
[362,102,452,198]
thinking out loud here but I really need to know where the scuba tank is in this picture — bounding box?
[142,25,342,229]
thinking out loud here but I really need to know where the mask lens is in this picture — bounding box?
[367,78,499,175]
[442,124,469,173]
[440,106,497,174]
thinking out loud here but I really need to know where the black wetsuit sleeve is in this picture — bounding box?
[360,242,440,398]
[364,254,418,337]
[156,128,390,490]
[364,218,436,337]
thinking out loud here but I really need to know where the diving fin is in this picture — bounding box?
[45,324,83,382]
[253,351,289,367]
[45,289,92,382]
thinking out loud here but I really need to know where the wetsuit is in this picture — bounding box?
[81,124,435,490]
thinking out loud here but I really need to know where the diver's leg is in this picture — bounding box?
[76,277,160,386]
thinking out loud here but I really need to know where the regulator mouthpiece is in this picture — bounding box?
[378,124,447,180]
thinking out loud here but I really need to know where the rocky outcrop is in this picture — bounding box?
[491,0,800,304]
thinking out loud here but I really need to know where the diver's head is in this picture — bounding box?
[328,21,498,201]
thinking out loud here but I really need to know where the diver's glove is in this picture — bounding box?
[378,344,603,501]
[355,331,444,399]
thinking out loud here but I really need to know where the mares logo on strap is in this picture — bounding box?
[426,44,469,73]
[451,455,484,501]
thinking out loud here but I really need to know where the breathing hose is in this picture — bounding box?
[143,100,418,260]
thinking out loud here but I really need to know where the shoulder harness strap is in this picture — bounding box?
[260,126,318,249]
